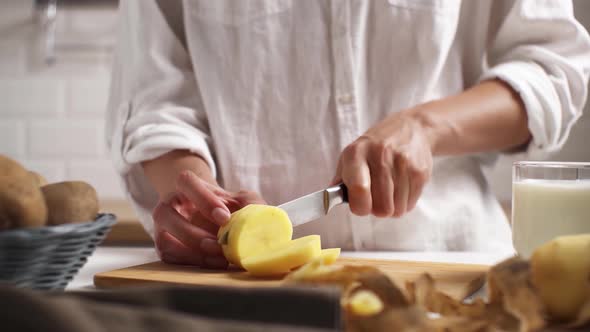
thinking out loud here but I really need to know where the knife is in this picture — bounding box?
[278,183,349,227]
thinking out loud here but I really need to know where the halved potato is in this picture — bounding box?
[217,204,342,276]
[217,204,293,267]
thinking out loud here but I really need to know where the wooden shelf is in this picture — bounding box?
[99,200,153,246]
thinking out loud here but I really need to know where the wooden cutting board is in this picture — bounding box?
[94,258,488,300]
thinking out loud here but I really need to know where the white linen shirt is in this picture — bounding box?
[106,0,590,253]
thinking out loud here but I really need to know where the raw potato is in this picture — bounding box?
[42,181,99,225]
[319,248,341,264]
[0,155,47,230]
[217,204,293,267]
[531,234,590,321]
[487,257,545,331]
[29,171,48,187]
[241,235,321,276]
[346,290,385,316]
[217,204,342,276]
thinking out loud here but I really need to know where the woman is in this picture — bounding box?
[106,0,590,268]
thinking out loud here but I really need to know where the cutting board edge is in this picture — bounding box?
[94,274,196,289]
[337,257,490,270]
[93,270,284,289]
[94,270,485,300]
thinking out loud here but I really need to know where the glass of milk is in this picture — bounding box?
[512,161,590,258]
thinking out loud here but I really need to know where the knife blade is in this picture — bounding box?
[278,183,349,227]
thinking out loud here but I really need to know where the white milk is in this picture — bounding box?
[512,179,590,258]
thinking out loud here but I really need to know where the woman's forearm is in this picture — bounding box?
[411,79,531,156]
[141,150,217,199]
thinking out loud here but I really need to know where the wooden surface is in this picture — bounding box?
[100,200,153,245]
[94,257,488,300]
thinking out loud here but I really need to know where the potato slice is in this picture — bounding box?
[319,248,341,264]
[241,235,321,276]
[346,290,384,316]
[217,204,293,267]
[531,234,590,321]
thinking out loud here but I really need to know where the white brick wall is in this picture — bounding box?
[0,79,65,115]
[68,77,110,115]
[0,0,124,199]
[22,159,66,184]
[0,120,25,158]
[66,160,124,198]
[28,119,106,157]
[0,43,26,74]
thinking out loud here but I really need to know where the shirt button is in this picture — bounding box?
[337,93,354,104]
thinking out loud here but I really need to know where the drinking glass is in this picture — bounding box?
[512,161,590,258]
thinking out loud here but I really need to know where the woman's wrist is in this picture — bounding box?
[403,104,447,157]
[141,150,217,199]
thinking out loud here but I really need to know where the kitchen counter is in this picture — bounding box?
[99,200,153,245]
[67,246,514,291]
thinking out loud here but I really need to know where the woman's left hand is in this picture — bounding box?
[333,109,435,218]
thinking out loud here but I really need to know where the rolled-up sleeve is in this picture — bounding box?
[105,0,213,236]
[480,0,590,157]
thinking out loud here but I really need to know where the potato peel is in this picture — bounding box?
[289,260,502,332]
[407,273,519,331]
[286,248,590,331]
[487,257,547,332]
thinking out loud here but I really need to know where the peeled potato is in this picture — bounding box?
[319,248,341,264]
[346,290,385,317]
[217,204,293,267]
[217,204,342,276]
[0,155,47,230]
[530,234,590,321]
[241,235,321,276]
[41,181,99,225]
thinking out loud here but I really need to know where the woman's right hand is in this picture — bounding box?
[152,170,265,268]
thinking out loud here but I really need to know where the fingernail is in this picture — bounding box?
[211,207,230,225]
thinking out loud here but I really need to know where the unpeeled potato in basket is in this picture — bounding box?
[42,181,99,225]
[29,171,48,187]
[0,155,48,230]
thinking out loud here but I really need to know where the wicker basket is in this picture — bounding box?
[0,214,116,290]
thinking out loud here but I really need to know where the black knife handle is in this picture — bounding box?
[339,183,349,203]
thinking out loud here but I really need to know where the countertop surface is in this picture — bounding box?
[67,246,514,291]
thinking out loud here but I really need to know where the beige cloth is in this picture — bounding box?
[106,1,590,252]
